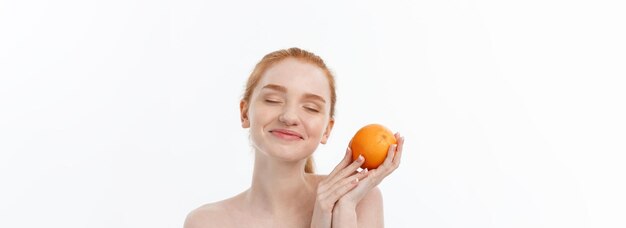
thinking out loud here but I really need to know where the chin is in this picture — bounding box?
[258,143,315,162]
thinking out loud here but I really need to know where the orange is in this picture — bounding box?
[349,123,397,169]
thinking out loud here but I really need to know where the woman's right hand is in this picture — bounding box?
[310,147,369,228]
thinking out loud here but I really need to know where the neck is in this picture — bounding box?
[246,151,316,215]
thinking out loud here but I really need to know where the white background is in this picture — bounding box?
[1,0,625,227]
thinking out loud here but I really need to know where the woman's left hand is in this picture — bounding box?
[336,132,404,208]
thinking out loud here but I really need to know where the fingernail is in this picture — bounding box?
[357,155,364,162]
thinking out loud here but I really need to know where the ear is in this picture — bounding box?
[240,100,250,128]
[320,118,334,144]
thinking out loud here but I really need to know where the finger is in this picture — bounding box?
[321,170,368,200]
[352,169,375,187]
[368,143,396,177]
[359,141,401,185]
[318,175,358,203]
[334,154,365,181]
[326,154,365,187]
[328,147,353,178]
[383,143,397,166]
[318,148,351,192]
[393,134,404,164]
[352,168,370,183]
[337,169,380,203]
[327,171,366,194]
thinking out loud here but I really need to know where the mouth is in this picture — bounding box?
[269,129,304,140]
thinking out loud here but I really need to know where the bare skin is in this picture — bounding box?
[184,58,404,228]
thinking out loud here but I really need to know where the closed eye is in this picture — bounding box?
[265,99,281,104]
[304,106,320,113]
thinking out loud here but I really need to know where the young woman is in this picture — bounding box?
[184,47,404,227]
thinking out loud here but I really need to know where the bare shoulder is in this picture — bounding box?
[184,194,244,228]
[184,201,228,228]
[359,186,383,207]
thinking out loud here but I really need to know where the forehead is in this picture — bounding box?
[256,58,331,98]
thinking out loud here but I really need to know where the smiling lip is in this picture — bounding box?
[270,129,304,140]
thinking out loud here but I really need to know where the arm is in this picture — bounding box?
[332,187,384,227]
[311,149,368,228]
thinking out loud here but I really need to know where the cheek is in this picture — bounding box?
[305,117,329,139]
[248,103,274,124]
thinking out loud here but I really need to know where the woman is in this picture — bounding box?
[184,47,404,227]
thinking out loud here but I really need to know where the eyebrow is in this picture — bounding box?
[262,84,287,93]
[261,84,327,104]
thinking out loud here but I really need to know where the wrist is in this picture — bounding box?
[331,200,358,227]
[334,200,357,211]
[313,200,335,214]
[311,202,333,228]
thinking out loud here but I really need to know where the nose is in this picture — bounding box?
[278,105,299,126]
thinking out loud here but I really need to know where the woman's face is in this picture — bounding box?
[241,58,334,162]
